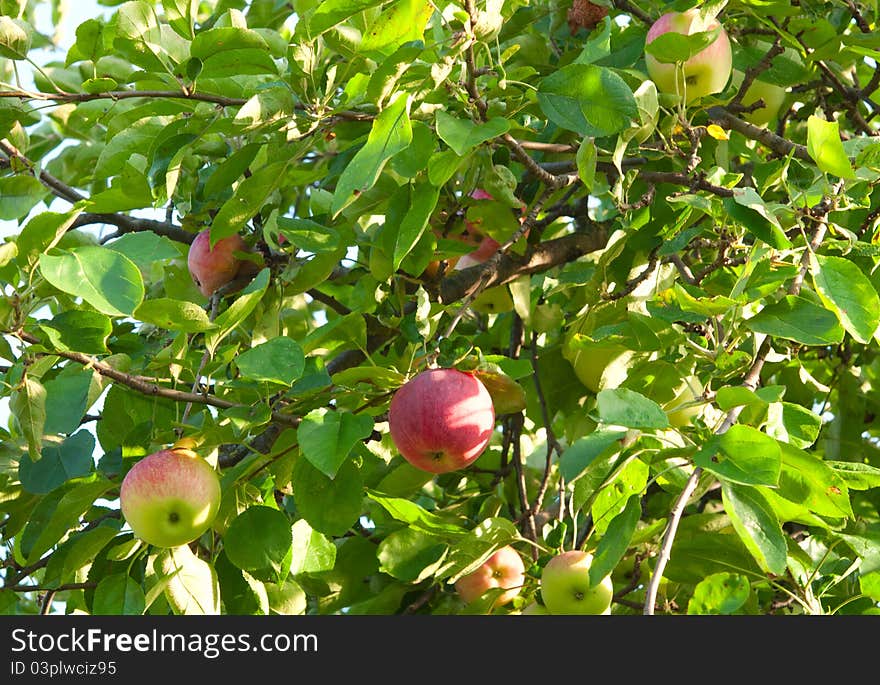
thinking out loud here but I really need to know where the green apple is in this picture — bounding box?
[540,551,614,615]
[731,71,787,126]
[562,333,633,394]
[120,447,221,548]
[645,9,732,103]
[521,602,550,615]
[665,375,705,428]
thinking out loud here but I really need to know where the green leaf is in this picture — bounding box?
[306,0,387,37]
[358,0,433,57]
[92,574,146,615]
[645,26,721,63]
[205,268,270,354]
[722,481,787,576]
[810,254,880,344]
[435,112,510,157]
[162,0,197,39]
[236,337,305,386]
[43,369,94,434]
[559,430,627,483]
[380,182,440,270]
[332,93,413,216]
[367,490,468,538]
[134,298,217,333]
[290,519,337,575]
[377,527,447,582]
[597,388,669,429]
[10,377,46,462]
[715,386,767,411]
[38,310,112,354]
[807,115,856,179]
[105,232,181,269]
[537,64,637,137]
[276,217,341,253]
[766,402,822,450]
[694,425,781,487]
[16,206,84,263]
[724,195,792,249]
[746,295,845,346]
[224,506,293,582]
[0,16,31,59]
[292,458,363,537]
[0,176,45,220]
[215,552,269,615]
[39,246,145,318]
[826,461,880,490]
[19,431,94,494]
[687,572,750,614]
[576,137,597,191]
[589,494,641,587]
[158,544,221,615]
[203,143,262,200]
[771,442,852,519]
[211,161,288,242]
[297,409,374,479]
[21,476,114,563]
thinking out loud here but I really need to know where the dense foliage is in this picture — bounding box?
[1,0,880,616]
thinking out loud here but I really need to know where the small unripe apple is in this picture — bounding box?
[388,368,495,473]
[120,448,221,548]
[187,229,249,297]
[540,550,614,615]
[562,334,633,394]
[645,9,732,103]
[455,545,526,608]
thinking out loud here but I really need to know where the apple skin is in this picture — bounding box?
[388,368,495,474]
[120,448,221,548]
[455,545,526,608]
[732,71,786,126]
[521,602,550,615]
[187,229,249,297]
[562,335,633,394]
[665,375,705,428]
[645,9,732,102]
[540,550,614,615]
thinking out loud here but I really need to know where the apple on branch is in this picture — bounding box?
[730,70,787,126]
[120,447,221,548]
[187,228,257,297]
[388,367,495,473]
[645,8,732,103]
[540,550,614,615]
[455,545,526,609]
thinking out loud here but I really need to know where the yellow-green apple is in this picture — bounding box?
[562,334,633,394]
[665,374,705,428]
[120,447,221,548]
[521,602,550,615]
[187,229,249,297]
[455,545,526,608]
[388,368,495,473]
[540,550,614,615]
[645,9,732,102]
[731,71,786,126]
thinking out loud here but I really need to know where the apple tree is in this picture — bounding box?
[2,0,880,616]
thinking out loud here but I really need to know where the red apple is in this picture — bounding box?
[120,447,221,548]
[388,368,495,473]
[455,545,526,608]
[645,9,732,102]
[187,229,249,297]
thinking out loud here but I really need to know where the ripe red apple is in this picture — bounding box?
[540,550,614,615]
[388,368,495,473]
[187,229,249,297]
[120,447,221,548]
[455,545,526,608]
[645,9,732,102]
